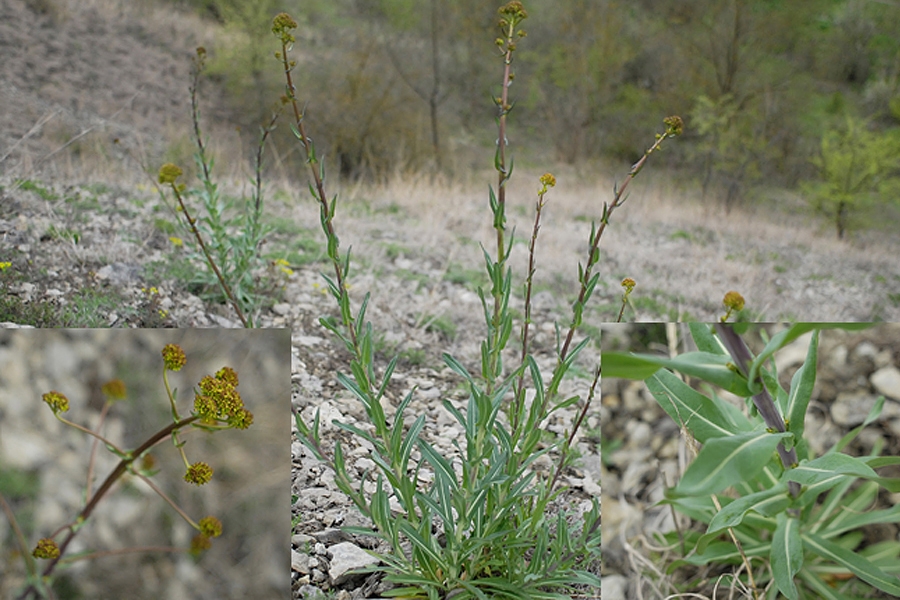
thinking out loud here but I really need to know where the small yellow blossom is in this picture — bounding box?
[101,379,127,400]
[215,366,239,387]
[272,12,298,45]
[169,237,183,247]
[720,290,746,322]
[161,344,187,371]
[158,163,183,185]
[32,538,60,559]
[664,115,684,136]
[184,462,213,485]
[190,534,212,555]
[0,261,11,271]
[539,173,556,188]
[42,391,69,413]
[723,290,745,312]
[274,258,293,275]
[198,516,222,538]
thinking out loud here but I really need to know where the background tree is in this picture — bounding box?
[803,114,900,239]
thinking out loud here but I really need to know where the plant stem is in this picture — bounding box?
[166,182,248,327]
[715,323,800,497]
[560,128,677,361]
[19,415,200,597]
[512,188,548,432]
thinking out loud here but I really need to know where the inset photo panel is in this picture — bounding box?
[601,323,900,599]
[0,328,291,600]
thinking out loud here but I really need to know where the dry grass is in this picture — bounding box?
[266,164,900,322]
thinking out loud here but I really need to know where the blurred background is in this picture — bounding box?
[0,329,290,600]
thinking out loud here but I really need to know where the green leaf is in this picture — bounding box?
[783,453,877,487]
[336,370,367,404]
[646,370,751,443]
[823,503,900,538]
[333,420,379,447]
[355,292,370,341]
[602,351,752,396]
[689,322,725,354]
[696,483,791,553]
[771,513,803,600]
[399,415,425,472]
[443,353,474,384]
[802,531,900,595]
[398,521,448,572]
[673,430,792,496]
[417,440,459,493]
[796,569,855,600]
[785,330,818,441]
[378,356,401,403]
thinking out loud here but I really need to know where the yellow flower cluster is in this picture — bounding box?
[161,344,187,371]
[184,461,213,485]
[32,538,60,559]
[42,391,69,413]
[193,369,253,429]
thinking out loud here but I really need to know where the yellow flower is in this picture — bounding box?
[272,12,298,45]
[32,538,60,559]
[158,163,183,185]
[198,516,222,538]
[274,258,293,275]
[664,115,684,136]
[190,534,212,555]
[184,462,213,485]
[42,391,69,413]
[161,344,187,371]
[169,237,183,247]
[101,379,127,400]
[723,290,745,312]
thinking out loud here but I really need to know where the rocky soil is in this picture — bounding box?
[600,323,900,599]
[291,334,603,599]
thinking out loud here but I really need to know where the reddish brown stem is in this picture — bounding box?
[169,184,248,327]
[20,415,200,599]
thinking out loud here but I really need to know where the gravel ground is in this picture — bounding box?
[289,275,603,598]
[600,323,900,599]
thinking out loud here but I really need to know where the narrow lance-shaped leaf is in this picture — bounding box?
[696,483,791,554]
[673,430,792,497]
[689,322,726,355]
[802,531,900,596]
[771,513,803,600]
[783,453,877,487]
[748,324,873,385]
[646,370,751,443]
[786,330,819,441]
[602,351,752,396]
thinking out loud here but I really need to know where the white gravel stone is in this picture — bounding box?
[292,550,310,574]
[601,574,628,599]
[871,366,900,400]
[327,542,379,585]
[832,392,880,426]
[272,302,292,315]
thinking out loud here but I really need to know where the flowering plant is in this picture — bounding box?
[604,323,900,599]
